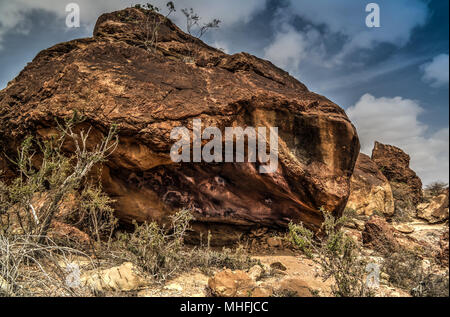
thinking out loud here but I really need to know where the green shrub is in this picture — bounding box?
[115,210,256,282]
[0,114,118,243]
[115,209,192,282]
[289,208,372,297]
[192,231,256,275]
[70,184,117,244]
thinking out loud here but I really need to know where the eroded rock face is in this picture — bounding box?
[346,153,394,217]
[0,8,359,233]
[371,142,423,215]
[362,217,399,252]
[417,191,449,224]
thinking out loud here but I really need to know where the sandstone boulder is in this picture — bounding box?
[346,153,395,217]
[248,265,264,281]
[266,237,283,248]
[0,8,359,233]
[208,269,256,297]
[362,216,399,252]
[371,142,423,217]
[393,223,414,234]
[417,191,449,224]
[277,277,315,297]
[81,262,147,292]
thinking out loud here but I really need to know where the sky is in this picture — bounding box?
[0,0,448,185]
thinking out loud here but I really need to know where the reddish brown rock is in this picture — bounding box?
[346,153,394,217]
[0,156,14,181]
[266,237,283,248]
[0,156,5,174]
[277,277,315,297]
[0,8,359,233]
[438,230,449,267]
[371,142,423,215]
[362,216,399,252]
[208,269,256,297]
[48,221,92,248]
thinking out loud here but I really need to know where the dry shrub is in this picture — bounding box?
[192,231,256,275]
[181,7,221,61]
[115,209,256,283]
[383,250,449,297]
[0,113,118,242]
[289,208,372,297]
[114,209,193,282]
[0,114,118,297]
[134,2,175,53]
[414,271,449,297]
[0,234,95,297]
[67,184,117,245]
[425,182,448,197]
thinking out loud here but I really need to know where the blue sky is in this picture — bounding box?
[0,0,448,184]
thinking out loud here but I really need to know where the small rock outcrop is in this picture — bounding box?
[81,262,147,292]
[208,269,258,297]
[362,216,399,252]
[0,8,360,234]
[417,190,449,224]
[371,142,423,215]
[346,153,395,217]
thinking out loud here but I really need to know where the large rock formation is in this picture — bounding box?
[0,8,359,235]
[371,142,423,216]
[346,153,395,217]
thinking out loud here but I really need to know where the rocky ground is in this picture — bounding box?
[46,210,446,298]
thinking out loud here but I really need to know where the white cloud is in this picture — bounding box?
[261,0,429,70]
[0,0,267,49]
[264,25,307,70]
[0,0,36,49]
[289,0,428,61]
[347,94,449,185]
[421,54,449,88]
[313,54,429,92]
[263,8,326,72]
